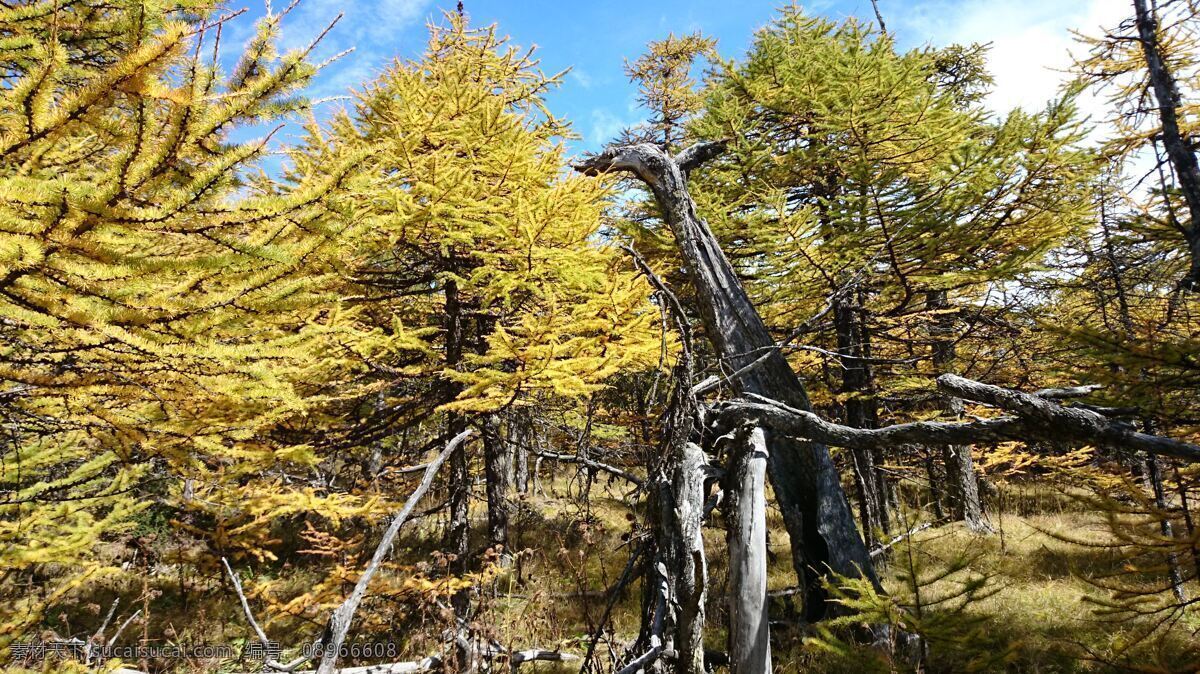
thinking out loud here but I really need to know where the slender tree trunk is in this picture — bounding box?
[482,415,510,558]
[1172,463,1200,584]
[926,290,989,532]
[635,372,708,674]
[835,289,889,546]
[510,408,531,495]
[725,424,772,674]
[923,448,946,520]
[855,287,898,526]
[1143,439,1187,602]
[444,278,471,615]
[662,439,708,674]
[1133,0,1200,290]
[576,143,879,622]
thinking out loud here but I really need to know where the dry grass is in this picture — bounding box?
[14,478,1200,673]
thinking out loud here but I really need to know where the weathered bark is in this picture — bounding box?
[482,415,510,557]
[1133,0,1200,291]
[576,142,879,621]
[926,291,989,533]
[661,440,708,674]
[716,375,1200,463]
[651,355,709,673]
[724,424,772,674]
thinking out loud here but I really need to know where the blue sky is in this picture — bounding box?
[223,0,1128,156]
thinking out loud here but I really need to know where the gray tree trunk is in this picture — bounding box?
[725,424,772,674]
[482,415,510,558]
[661,440,708,674]
[575,142,879,621]
[634,368,708,674]
[834,289,890,546]
[926,290,989,533]
[509,409,531,495]
[443,278,471,614]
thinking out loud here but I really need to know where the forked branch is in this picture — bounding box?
[717,375,1200,462]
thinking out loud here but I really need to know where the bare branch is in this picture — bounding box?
[870,522,932,559]
[1031,383,1104,399]
[107,609,141,649]
[316,429,474,674]
[223,558,304,671]
[511,649,582,666]
[715,376,1200,462]
[532,449,643,487]
[674,139,728,174]
[572,144,667,186]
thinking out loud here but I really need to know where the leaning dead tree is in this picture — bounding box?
[575,141,879,621]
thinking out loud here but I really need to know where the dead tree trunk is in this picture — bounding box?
[627,251,710,674]
[316,431,474,674]
[1133,0,1200,291]
[630,369,708,674]
[576,142,879,621]
[926,290,989,533]
[661,439,709,674]
[724,423,772,674]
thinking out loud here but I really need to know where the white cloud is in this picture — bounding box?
[376,0,432,31]
[895,0,1128,116]
[590,108,630,144]
[260,0,435,99]
[570,68,593,89]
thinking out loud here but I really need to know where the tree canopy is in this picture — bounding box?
[2,2,1200,673]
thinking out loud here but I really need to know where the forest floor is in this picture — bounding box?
[23,476,1200,673]
[478,477,1200,672]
